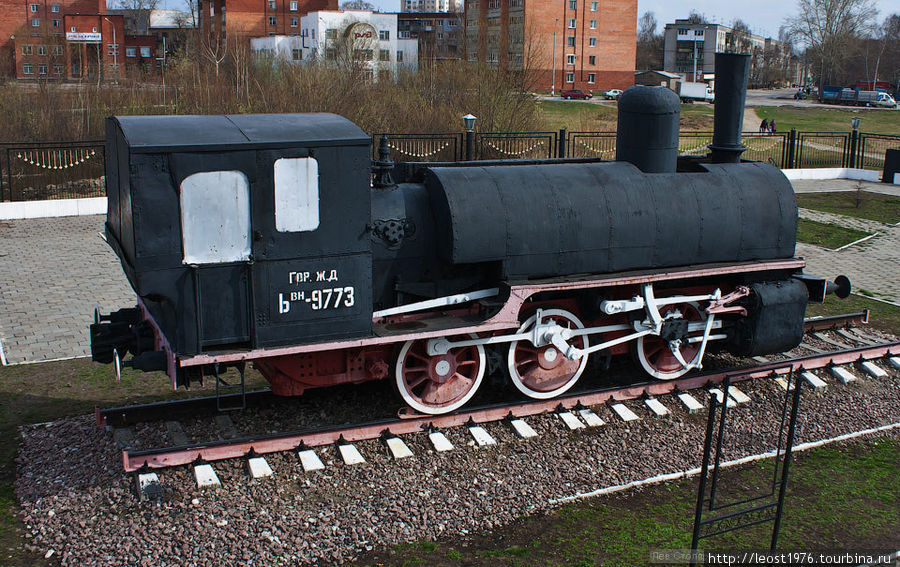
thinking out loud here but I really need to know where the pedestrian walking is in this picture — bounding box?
[759,118,768,133]
[769,118,777,134]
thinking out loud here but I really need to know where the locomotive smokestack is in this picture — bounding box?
[709,52,751,163]
[615,85,681,173]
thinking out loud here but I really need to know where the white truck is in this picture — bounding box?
[675,81,715,103]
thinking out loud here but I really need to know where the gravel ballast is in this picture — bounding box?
[15,362,900,566]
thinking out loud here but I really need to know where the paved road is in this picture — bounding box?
[0,181,896,364]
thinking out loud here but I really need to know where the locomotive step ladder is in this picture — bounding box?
[214,361,247,412]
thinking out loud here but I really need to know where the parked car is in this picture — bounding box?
[604,89,624,100]
[560,89,592,100]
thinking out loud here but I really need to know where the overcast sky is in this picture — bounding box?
[636,0,900,40]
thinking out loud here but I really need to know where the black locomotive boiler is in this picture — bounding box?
[91,54,847,415]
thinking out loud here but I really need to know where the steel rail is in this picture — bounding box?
[121,337,899,472]
[98,311,871,429]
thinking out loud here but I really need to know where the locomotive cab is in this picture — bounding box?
[95,114,373,373]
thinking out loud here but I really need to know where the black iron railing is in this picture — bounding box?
[4,129,900,202]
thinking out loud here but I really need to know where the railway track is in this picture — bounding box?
[98,311,898,494]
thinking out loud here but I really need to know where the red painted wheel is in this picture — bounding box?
[395,334,485,415]
[507,309,589,399]
[636,302,705,380]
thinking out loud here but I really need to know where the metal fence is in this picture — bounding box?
[795,132,850,168]
[4,129,900,202]
[0,141,105,202]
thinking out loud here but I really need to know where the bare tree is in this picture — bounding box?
[726,19,752,53]
[114,0,160,34]
[786,0,878,89]
[686,11,707,24]
[636,11,663,70]
[340,0,376,9]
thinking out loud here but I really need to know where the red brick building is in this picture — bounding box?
[199,0,338,41]
[465,0,636,93]
[0,0,157,80]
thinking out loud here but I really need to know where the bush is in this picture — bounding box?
[0,48,542,142]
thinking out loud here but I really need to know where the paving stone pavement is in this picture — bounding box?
[0,215,133,364]
[795,207,900,305]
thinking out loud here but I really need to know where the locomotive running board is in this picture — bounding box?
[177,258,806,368]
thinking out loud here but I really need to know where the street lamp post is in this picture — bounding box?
[463,114,477,161]
[849,117,861,168]
[551,18,558,96]
[103,17,117,82]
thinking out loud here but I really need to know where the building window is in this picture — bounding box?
[568,0,576,8]
[125,46,136,57]
[379,48,389,61]
[70,26,75,32]
[290,17,297,26]
[31,18,40,27]
[566,72,574,83]
[379,30,389,40]
[291,48,301,60]
[566,54,575,65]
[587,72,595,83]
[589,19,596,29]
[140,46,150,57]
[37,45,46,55]
[51,19,59,27]
[53,64,63,74]
[51,3,59,11]
[290,0,297,9]
[397,50,403,62]
[268,16,276,25]
[21,45,33,55]
[30,3,38,12]
[678,29,688,36]
[92,27,96,32]
[38,63,47,74]
[568,18,575,28]
[590,0,597,10]
[23,64,34,74]
[325,28,336,40]
[567,36,575,47]
[589,37,596,46]
[588,55,595,65]
[268,0,276,8]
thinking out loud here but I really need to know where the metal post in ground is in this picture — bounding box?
[787,128,797,169]
[463,114,477,161]
[558,128,567,158]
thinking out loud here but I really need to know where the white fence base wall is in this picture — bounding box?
[0,197,106,220]
[781,168,883,182]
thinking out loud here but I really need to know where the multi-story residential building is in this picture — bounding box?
[400,0,456,13]
[396,12,462,61]
[663,19,799,86]
[251,10,417,80]
[465,0,637,93]
[199,0,337,42]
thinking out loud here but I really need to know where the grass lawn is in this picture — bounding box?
[356,437,900,567]
[756,105,900,135]
[797,191,900,225]
[795,218,873,250]
[537,101,714,133]
[539,100,900,137]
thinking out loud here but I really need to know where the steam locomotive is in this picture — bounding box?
[90,54,847,415]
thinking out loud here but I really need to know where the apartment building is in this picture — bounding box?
[465,0,637,92]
